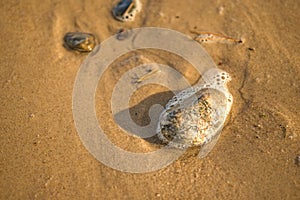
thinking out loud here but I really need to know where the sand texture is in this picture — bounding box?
[1,0,300,199]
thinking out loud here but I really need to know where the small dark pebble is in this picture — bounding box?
[279,124,287,137]
[296,155,300,166]
[116,28,131,40]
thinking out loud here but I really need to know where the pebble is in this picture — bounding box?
[112,0,142,22]
[63,32,96,52]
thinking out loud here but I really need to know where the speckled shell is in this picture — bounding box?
[112,0,142,22]
[157,69,233,157]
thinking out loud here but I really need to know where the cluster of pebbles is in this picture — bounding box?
[63,0,233,157]
[63,0,141,52]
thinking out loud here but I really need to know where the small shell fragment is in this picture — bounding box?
[132,68,160,84]
[112,0,142,22]
[157,69,233,158]
[63,32,96,52]
[190,30,242,44]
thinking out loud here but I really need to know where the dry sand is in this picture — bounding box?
[1,0,300,199]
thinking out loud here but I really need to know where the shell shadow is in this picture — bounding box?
[113,90,176,145]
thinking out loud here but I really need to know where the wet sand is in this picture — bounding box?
[0,0,300,199]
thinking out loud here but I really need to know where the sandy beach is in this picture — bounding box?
[1,0,300,199]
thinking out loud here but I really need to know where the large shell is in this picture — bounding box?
[157,69,233,158]
[63,32,96,52]
[112,0,142,22]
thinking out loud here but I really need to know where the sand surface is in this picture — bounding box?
[1,0,300,199]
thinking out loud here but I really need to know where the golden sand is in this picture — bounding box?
[0,0,299,199]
